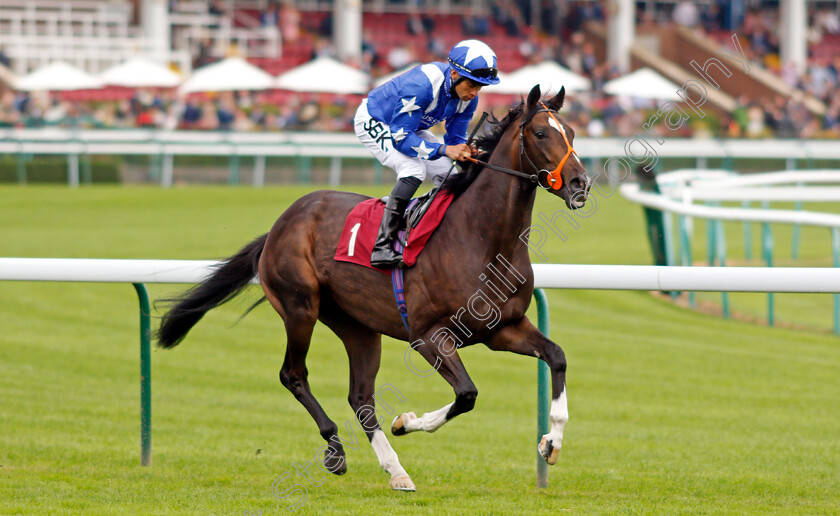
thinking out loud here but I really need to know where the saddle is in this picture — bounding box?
[334,188,455,270]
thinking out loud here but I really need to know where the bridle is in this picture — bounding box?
[464,101,578,191]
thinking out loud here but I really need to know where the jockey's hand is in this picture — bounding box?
[445,143,473,161]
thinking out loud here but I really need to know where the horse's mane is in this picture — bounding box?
[440,101,525,196]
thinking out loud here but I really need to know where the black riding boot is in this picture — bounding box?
[370,177,421,268]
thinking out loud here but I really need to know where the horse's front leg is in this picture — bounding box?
[485,316,568,465]
[392,331,477,436]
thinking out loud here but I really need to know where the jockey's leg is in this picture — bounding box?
[370,176,421,268]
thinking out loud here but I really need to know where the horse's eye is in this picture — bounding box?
[535,130,546,138]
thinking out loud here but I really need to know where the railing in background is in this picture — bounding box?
[4,131,840,187]
[3,258,840,485]
[623,169,840,334]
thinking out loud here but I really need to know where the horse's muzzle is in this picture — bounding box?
[564,173,591,210]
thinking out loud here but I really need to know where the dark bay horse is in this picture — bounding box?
[157,85,591,491]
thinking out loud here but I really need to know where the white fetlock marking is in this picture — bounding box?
[370,429,407,478]
[545,388,569,449]
[404,402,453,433]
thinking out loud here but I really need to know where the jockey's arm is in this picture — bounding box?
[387,96,448,160]
[442,99,479,161]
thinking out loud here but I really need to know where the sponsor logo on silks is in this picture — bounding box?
[421,114,441,126]
[363,118,392,152]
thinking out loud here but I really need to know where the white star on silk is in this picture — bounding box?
[411,141,433,159]
[455,40,496,69]
[392,127,407,142]
[399,97,421,116]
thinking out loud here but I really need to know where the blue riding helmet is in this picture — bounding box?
[447,39,500,86]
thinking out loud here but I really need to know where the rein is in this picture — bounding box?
[465,101,578,191]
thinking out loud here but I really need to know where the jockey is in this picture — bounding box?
[354,39,500,268]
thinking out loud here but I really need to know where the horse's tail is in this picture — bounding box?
[156,233,268,349]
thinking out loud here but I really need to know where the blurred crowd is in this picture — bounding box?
[3,0,840,139]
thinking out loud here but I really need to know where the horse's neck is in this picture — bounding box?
[455,129,537,260]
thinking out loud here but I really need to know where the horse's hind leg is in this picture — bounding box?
[262,278,348,475]
[319,303,415,491]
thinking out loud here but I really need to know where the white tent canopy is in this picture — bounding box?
[179,58,274,94]
[16,62,104,91]
[603,67,682,101]
[485,61,590,95]
[275,56,371,94]
[99,58,182,88]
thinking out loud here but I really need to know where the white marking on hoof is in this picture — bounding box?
[538,436,560,465]
[389,474,416,491]
[391,412,416,436]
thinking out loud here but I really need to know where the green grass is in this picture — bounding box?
[1,185,839,515]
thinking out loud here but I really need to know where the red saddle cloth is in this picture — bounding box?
[334,191,455,270]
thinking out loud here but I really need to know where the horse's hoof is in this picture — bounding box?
[324,449,347,475]
[391,412,416,436]
[389,474,416,491]
[538,436,560,465]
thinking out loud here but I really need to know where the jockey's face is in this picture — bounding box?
[451,71,483,102]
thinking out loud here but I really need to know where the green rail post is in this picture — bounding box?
[297,156,312,183]
[792,198,803,261]
[534,289,551,488]
[132,283,152,466]
[373,160,383,185]
[762,223,774,327]
[678,215,695,308]
[833,228,839,335]
[717,219,729,319]
[16,152,26,184]
[229,154,240,185]
[741,201,752,261]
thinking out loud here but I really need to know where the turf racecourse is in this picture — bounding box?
[1,185,838,515]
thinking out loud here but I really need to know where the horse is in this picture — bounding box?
[156,84,591,491]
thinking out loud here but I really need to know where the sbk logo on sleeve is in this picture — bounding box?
[363,118,393,153]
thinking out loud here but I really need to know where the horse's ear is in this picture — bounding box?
[547,86,566,111]
[526,84,541,110]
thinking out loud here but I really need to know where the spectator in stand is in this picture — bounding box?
[180,98,203,129]
[816,7,840,35]
[0,46,11,69]
[387,44,415,71]
[274,102,299,130]
[407,11,425,36]
[0,91,20,127]
[579,0,604,23]
[232,109,254,131]
[260,0,281,55]
[538,0,560,35]
[279,0,301,43]
[492,0,525,37]
[361,31,378,73]
[462,7,490,36]
[672,1,700,27]
[194,38,216,70]
[581,42,598,77]
[563,2,586,41]
[318,12,333,37]
[216,96,236,130]
[312,38,336,59]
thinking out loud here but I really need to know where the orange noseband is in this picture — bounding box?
[537,101,577,191]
